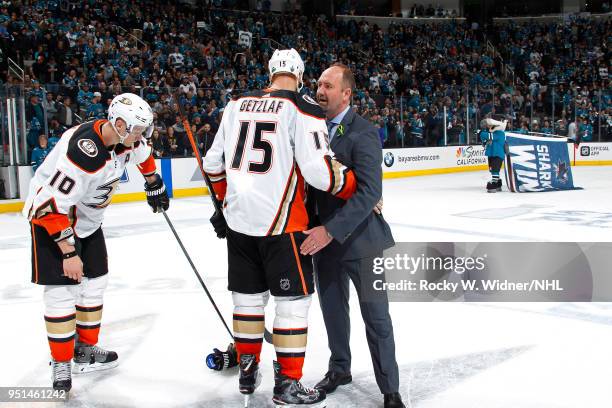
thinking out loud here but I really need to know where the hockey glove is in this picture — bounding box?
[144,174,170,213]
[210,210,228,239]
[206,343,238,371]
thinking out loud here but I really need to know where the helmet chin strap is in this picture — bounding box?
[110,120,130,145]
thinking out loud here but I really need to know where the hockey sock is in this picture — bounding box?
[273,296,311,380]
[76,304,103,345]
[44,285,79,361]
[489,156,503,175]
[233,292,269,363]
[45,313,76,362]
[75,275,108,345]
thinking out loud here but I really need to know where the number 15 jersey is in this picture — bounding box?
[203,89,356,237]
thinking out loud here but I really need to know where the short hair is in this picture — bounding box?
[331,63,355,92]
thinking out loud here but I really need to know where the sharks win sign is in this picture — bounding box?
[504,133,580,193]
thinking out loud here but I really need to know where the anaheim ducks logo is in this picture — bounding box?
[85,177,121,209]
[302,94,318,105]
[118,96,133,105]
[78,139,98,157]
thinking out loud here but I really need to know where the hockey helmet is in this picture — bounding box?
[108,93,154,144]
[268,48,305,91]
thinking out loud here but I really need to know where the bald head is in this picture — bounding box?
[316,65,353,119]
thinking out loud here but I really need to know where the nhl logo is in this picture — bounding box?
[280,278,290,291]
[78,139,98,157]
[384,152,394,167]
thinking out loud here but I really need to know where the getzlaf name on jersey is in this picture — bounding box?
[23,119,156,241]
[203,89,355,237]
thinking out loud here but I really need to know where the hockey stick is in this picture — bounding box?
[173,93,273,344]
[161,208,233,341]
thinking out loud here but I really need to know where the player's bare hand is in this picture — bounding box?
[63,256,83,282]
[374,198,383,214]
[300,226,333,256]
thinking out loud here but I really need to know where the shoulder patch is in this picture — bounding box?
[301,94,318,105]
[294,93,325,119]
[77,139,98,157]
[67,122,110,173]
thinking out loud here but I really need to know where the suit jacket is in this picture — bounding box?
[309,107,395,260]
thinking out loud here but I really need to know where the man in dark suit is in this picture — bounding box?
[300,63,404,408]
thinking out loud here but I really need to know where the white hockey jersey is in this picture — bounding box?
[203,89,356,237]
[23,120,157,240]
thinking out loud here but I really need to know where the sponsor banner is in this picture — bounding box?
[572,142,612,162]
[361,242,612,302]
[382,145,487,173]
[114,158,161,194]
[171,157,208,190]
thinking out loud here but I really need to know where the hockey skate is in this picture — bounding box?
[239,354,262,407]
[73,341,118,374]
[486,179,502,193]
[272,361,326,407]
[50,360,72,391]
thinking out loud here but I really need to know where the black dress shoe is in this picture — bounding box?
[314,371,352,394]
[384,392,405,408]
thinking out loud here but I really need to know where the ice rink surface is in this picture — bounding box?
[1,166,612,407]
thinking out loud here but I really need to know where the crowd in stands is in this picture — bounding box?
[1,0,609,164]
[490,16,611,142]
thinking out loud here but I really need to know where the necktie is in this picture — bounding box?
[327,121,337,141]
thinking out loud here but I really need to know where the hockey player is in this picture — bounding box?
[203,49,357,407]
[479,116,508,192]
[22,93,169,392]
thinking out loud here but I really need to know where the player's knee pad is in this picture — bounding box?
[232,291,270,314]
[78,274,109,307]
[44,285,79,316]
[274,295,312,327]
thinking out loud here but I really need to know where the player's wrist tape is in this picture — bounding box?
[62,250,78,260]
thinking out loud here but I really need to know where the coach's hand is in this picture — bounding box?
[144,174,170,213]
[374,197,383,214]
[300,226,333,256]
[210,210,228,239]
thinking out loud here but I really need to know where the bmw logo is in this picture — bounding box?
[384,152,394,167]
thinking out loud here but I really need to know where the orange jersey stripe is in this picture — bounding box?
[32,213,71,236]
[267,166,296,235]
[335,168,357,200]
[211,179,227,202]
[283,167,308,233]
[32,224,39,284]
[289,233,308,295]
[137,154,157,175]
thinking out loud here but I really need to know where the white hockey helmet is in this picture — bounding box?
[108,93,154,144]
[268,48,305,91]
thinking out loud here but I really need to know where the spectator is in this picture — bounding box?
[86,92,106,119]
[31,134,50,172]
[151,129,170,158]
[43,92,58,122]
[57,97,74,128]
